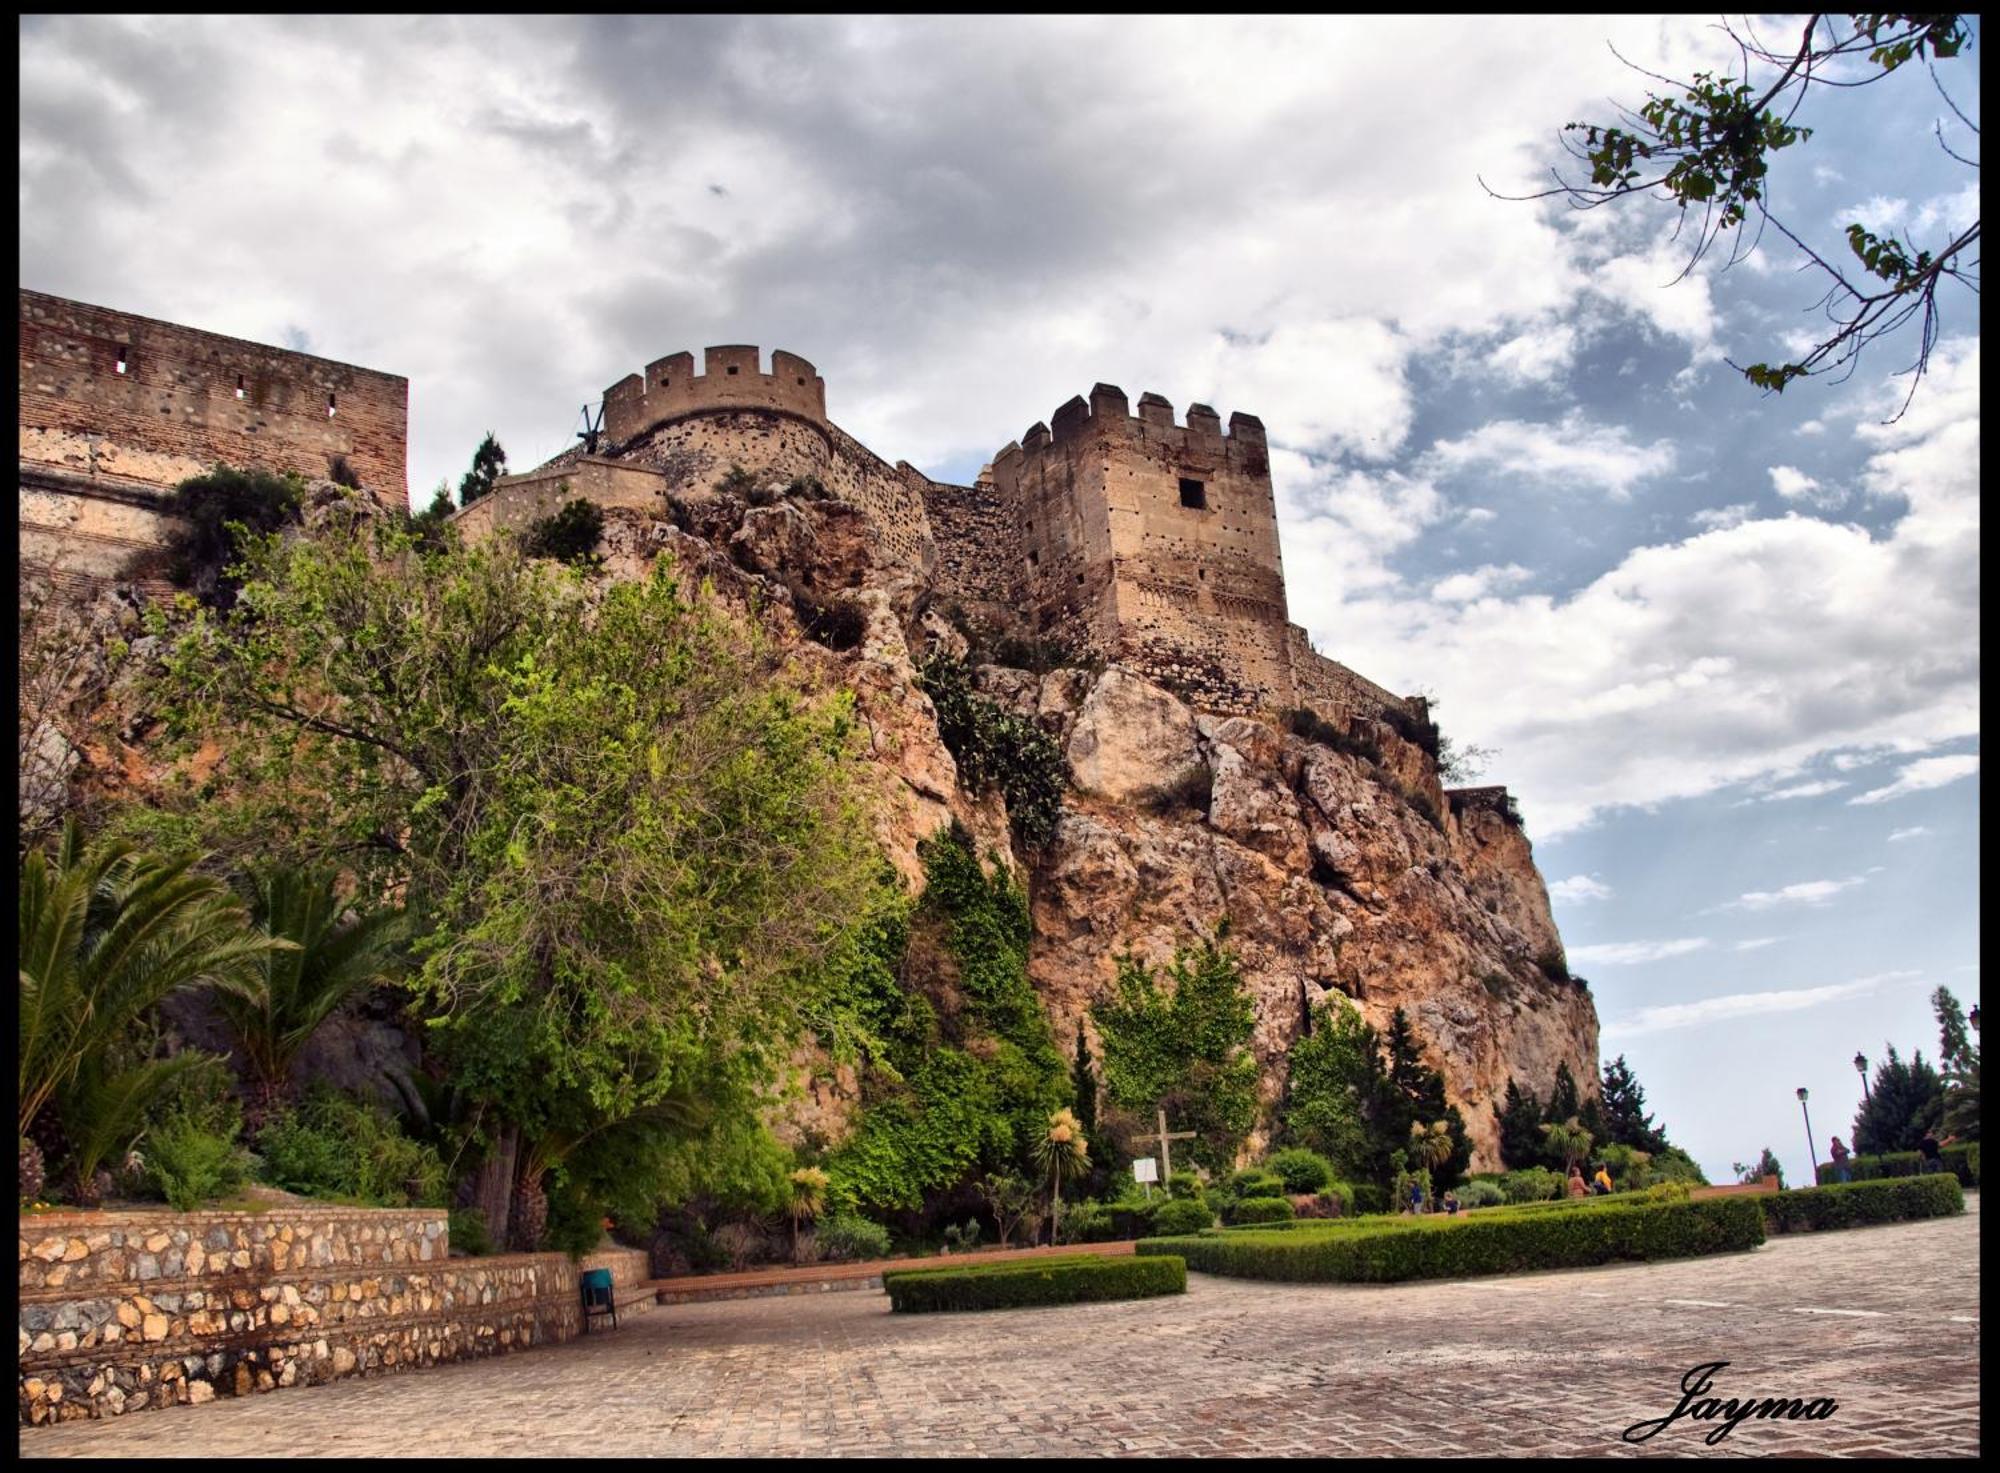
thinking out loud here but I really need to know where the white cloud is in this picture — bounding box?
[1458,506,1497,526]
[1757,779,1848,803]
[1486,323,1577,385]
[1431,564,1532,604]
[1768,464,1840,509]
[1887,826,1931,842]
[1567,937,1709,966]
[1733,937,1780,951]
[1424,412,1675,500]
[1603,970,1922,1039]
[1848,754,1979,805]
[1727,876,1867,911]
[1690,503,1755,531]
[1548,874,1613,904]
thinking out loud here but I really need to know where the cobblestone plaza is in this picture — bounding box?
[22,1200,1979,1458]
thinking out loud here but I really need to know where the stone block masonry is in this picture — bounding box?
[16,1207,646,1426]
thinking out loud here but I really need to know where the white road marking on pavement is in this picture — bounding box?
[1663,1299,1733,1308]
[1789,1307,1885,1317]
[1948,1315,1977,1323]
[1580,1292,1611,1299]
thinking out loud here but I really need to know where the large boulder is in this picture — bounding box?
[1065,668,1201,803]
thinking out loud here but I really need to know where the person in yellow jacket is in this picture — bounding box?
[1591,1163,1615,1196]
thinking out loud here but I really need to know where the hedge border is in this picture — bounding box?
[1815,1143,1979,1189]
[882,1253,1187,1312]
[1763,1173,1965,1233]
[1138,1196,1764,1284]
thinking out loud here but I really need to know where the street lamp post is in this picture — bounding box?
[1797,1087,1818,1187]
[1854,1052,1871,1102]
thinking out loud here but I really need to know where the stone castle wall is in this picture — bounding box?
[18,1206,651,1426]
[18,290,408,586]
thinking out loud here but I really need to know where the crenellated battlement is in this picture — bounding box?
[600,345,827,444]
[990,384,1267,483]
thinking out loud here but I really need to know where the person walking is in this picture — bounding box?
[1592,1162,1615,1196]
[1407,1177,1425,1215]
[1918,1131,1945,1175]
[1566,1166,1589,1199]
[1828,1136,1853,1184]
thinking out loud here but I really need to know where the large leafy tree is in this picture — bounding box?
[1380,1007,1472,1190]
[1499,13,1976,413]
[1932,985,1979,1142]
[1597,1054,1669,1153]
[1093,932,1260,1176]
[457,432,508,506]
[1283,997,1396,1184]
[1494,1077,1545,1169]
[1851,1043,1945,1153]
[137,466,304,609]
[132,513,879,1241]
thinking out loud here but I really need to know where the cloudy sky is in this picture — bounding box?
[21,14,1979,1184]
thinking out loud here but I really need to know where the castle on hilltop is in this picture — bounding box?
[15,288,1415,726]
[460,343,1422,725]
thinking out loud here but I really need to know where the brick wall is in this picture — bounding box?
[17,1208,640,1426]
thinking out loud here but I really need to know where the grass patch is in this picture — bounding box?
[882,1252,1187,1312]
[1138,1196,1764,1283]
[1762,1174,1965,1233]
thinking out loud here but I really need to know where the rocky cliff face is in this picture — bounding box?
[24,482,1598,1172]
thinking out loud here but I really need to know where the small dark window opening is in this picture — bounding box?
[796,377,805,385]
[1198,569,1206,580]
[327,393,337,418]
[1075,572,1084,585]
[1028,550,1039,566]
[115,353,128,375]
[235,374,246,399]
[659,377,670,388]
[726,365,740,375]
[1025,520,1034,533]
[1179,477,1206,509]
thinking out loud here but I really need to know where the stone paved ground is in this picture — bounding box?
[22,1198,1979,1458]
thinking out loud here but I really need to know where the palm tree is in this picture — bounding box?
[211,864,404,1131]
[1033,1107,1090,1245]
[19,821,287,1200]
[1540,1115,1594,1176]
[788,1166,829,1260]
[1410,1119,1454,1173]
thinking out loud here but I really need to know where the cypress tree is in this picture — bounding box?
[1495,1077,1543,1169]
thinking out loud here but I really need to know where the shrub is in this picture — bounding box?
[817,1212,893,1263]
[448,1207,494,1257]
[256,1089,447,1207]
[1166,1171,1206,1201]
[784,474,832,501]
[1319,1181,1357,1217]
[1224,1168,1286,1201]
[915,651,1070,850]
[715,463,761,499]
[144,1108,251,1211]
[1351,1183,1390,1215]
[1056,1198,1113,1245]
[1140,1196,1765,1283]
[1500,1167,1564,1203]
[942,1218,984,1252]
[519,496,604,565]
[1153,1197,1215,1235]
[793,588,868,651]
[134,465,305,608]
[1763,1174,1965,1234]
[1106,1194,1161,1240]
[884,1253,1186,1313]
[1230,1195,1296,1225]
[1816,1146,1980,1188]
[1267,1148,1335,1195]
[1455,1180,1506,1209]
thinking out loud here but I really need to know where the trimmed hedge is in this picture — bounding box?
[1816,1144,1979,1189]
[1138,1196,1765,1283]
[1153,1198,1215,1236]
[882,1252,1187,1312]
[1229,1196,1296,1225]
[1763,1174,1965,1234]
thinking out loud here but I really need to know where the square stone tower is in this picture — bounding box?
[990,383,1293,713]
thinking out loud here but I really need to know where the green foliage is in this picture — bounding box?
[883,1252,1186,1313]
[519,496,604,566]
[1499,1166,1564,1203]
[408,483,458,548]
[1285,997,1397,1184]
[215,862,404,1115]
[714,463,762,500]
[942,1217,985,1251]
[1540,1117,1593,1175]
[1054,1199,1109,1245]
[1229,1195,1295,1226]
[448,1206,494,1256]
[1732,1147,1785,1189]
[1598,1054,1669,1154]
[256,1088,447,1207]
[1139,1196,1766,1283]
[457,432,507,506]
[1495,1078,1543,1170]
[825,827,1065,1216]
[133,465,305,609]
[1763,1174,1964,1234]
[816,1211,892,1262]
[144,1096,252,1211]
[1318,1181,1357,1217]
[1150,1197,1214,1236]
[1093,934,1259,1177]
[1933,985,1980,1143]
[1222,1168,1285,1202]
[1165,1170,1204,1201]
[1816,1144,1980,1189]
[1455,1179,1505,1209]
[915,652,1070,850]
[1852,1043,1946,1154]
[1265,1148,1334,1195]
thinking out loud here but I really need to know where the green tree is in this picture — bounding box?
[1499,14,1976,411]
[1282,996,1401,1185]
[1733,1146,1785,1188]
[1933,986,1980,1142]
[136,465,304,609]
[520,495,603,566]
[408,482,457,548]
[1070,1020,1099,1140]
[18,821,287,1201]
[1598,1054,1669,1154]
[1852,1044,1946,1153]
[134,515,879,1242]
[457,432,507,506]
[1093,932,1260,1176]
[212,863,405,1132]
[1543,1060,1582,1130]
[1539,1116,1594,1176]
[1380,1007,1472,1189]
[788,1165,828,1261]
[1494,1077,1544,1170]
[1033,1106,1090,1245]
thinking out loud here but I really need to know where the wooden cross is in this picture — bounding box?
[1153,1106,1197,1185]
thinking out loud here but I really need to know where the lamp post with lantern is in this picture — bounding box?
[1797,1086,1819,1187]
[1854,1051,1871,1102]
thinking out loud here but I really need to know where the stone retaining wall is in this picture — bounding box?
[19,1208,604,1426]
